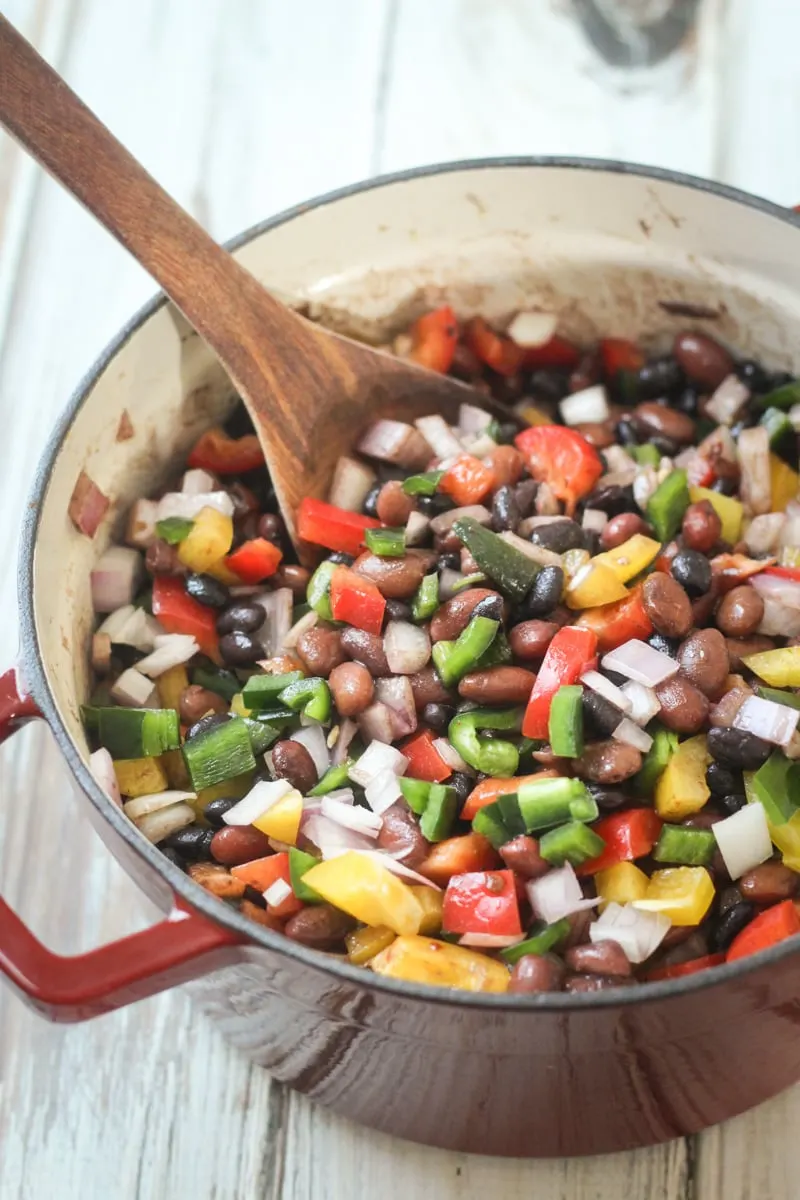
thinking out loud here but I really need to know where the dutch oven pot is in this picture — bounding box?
[3,159,800,1159]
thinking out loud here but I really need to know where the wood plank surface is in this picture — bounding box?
[1,1,800,1197]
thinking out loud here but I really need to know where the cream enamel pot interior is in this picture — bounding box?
[4,159,800,1158]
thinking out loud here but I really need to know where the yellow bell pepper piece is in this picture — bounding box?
[515,403,552,427]
[742,644,800,687]
[565,562,628,610]
[634,867,715,926]
[303,852,424,936]
[744,773,800,869]
[113,756,168,797]
[160,747,191,790]
[370,935,510,992]
[194,771,254,819]
[230,693,252,718]
[409,886,444,935]
[252,789,303,845]
[157,664,190,713]
[593,534,661,583]
[561,548,591,587]
[770,452,800,512]
[345,925,396,965]
[654,734,711,820]
[688,486,743,544]
[595,861,649,910]
[177,506,234,574]
[204,559,242,586]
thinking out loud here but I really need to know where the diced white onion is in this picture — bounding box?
[349,741,408,788]
[99,604,162,652]
[405,510,431,547]
[697,424,738,466]
[181,468,217,494]
[374,677,418,738]
[134,802,195,844]
[459,933,526,949]
[745,513,785,556]
[364,769,404,815]
[739,426,772,515]
[331,718,358,766]
[705,374,750,426]
[89,748,122,807]
[384,621,431,675]
[124,789,196,819]
[461,432,497,459]
[283,608,318,650]
[458,403,493,435]
[559,385,609,427]
[136,634,199,678]
[223,779,293,826]
[303,813,379,858]
[751,572,800,637]
[582,508,608,534]
[357,419,432,470]
[713,801,773,880]
[437,569,465,600]
[263,878,293,908]
[433,738,471,774]
[506,310,558,348]
[110,667,158,708]
[357,702,397,745]
[325,788,355,805]
[527,863,601,925]
[414,414,464,460]
[254,588,292,657]
[780,500,800,549]
[91,546,143,613]
[328,455,377,512]
[612,717,653,753]
[580,669,632,714]
[125,499,158,549]
[621,680,661,727]
[601,639,679,687]
[733,695,800,747]
[156,491,234,521]
[429,505,492,535]
[321,796,382,836]
[592,902,670,964]
[498,530,562,568]
[290,725,331,780]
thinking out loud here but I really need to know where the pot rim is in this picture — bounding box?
[18,155,800,1012]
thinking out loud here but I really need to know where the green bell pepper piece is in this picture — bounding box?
[653,824,715,866]
[402,469,444,496]
[243,672,303,709]
[364,526,406,558]
[308,760,353,796]
[419,784,458,842]
[760,406,794,447]
[411,573,439,623]
[500,918,571,964]
[306,561,338,620]
[278,677,331,723]
[181,717,257,791]
[94,706,180,760]
[757,686,800,711]
[432,615,499,687]
[548,685,584,757]
[155,516,194,544]
[516,776,597,833]
[629,444,660,467]
[289,848,324,903]
[751,751,800,825]
[633,725,678,795]
[192,665,240,702]
[451,517,540,602]
[398,776,432,815]
[471,803,511,850]
[754,379,800,410]
[646,469,689,542]
[448,706,522,776]
[539,820,606,867]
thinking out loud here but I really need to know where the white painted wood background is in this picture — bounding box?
[1,1,799,1196]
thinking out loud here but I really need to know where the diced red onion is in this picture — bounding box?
[713,801,773,880]
[134,802,195,844]
[331,718,358,766]
[673,447,695,470]
[527,863,601,925]
[110,667,158,708]
[123,789,196,819]
[751,572,800,637]
[582,508,608,534]
[705,374,750,426]
[433,738,471,774]
[560,385,609,427]
[710,688,749,729]
[374,677,418,738]
[290,725,331,779]
[499,531,562,568]
[384,621,431,675]
[580,669,632,714]
[89,748,121,807]
[321,796,382,836]
[458,403,493,435]
[136,634,199,678]
[414,414,464,460]
[620,680,661,727]
[357,419,432,470]
[125,499,158,549]
[365,769,404,815]
[181,468,217,494]
[605,445,639,474]
[223,779,293,826]
[91,546,143,613]
[506,310,558,348]
[283,608,319,650]
[263,877,293,908]
[438,569,466,601]
[429,505,491,535]
[328,455,377,512]
[357,701,397,745]
[739,427,771,515]
[697,424,738,466]
[461,432,497,459]
[746,513,785,556]
[156,491,234,521]
[613,717,653,753]
[349,849,440,889]
[459,933,526,949]
[324,788,355,805]
[349,741,408,787]
[405,510,431,547]
[303,813,377,858]
[593,902,670,964]
[733,695,800,746]
[254,588,292,656]
[601,639,679,687]
[535,481,561,515]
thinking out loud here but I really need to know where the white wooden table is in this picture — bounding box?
[2,2,800,1196]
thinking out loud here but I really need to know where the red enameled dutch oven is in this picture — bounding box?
[3,159,800,1158]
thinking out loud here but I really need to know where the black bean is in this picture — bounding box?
[203,796,241,828]
[707,727,772,769]
[362,482,381,518]
[715,885,743,917]
[583,483,636,517]
[216,602,266,635]
[602,668,630,688]
[513,479,539,518]
[437,552,461,572]
[185,573,230,609]
[520,566,564,618]
[671,549,712,597]
[472,594,505,621]
[161,826,214,860]
[422,702,456,733]
[706,762,743,796]
[325,550,356,565]
[491,485,521,533]
[257,513,283,544]
[385,599,413,622]
[771,370,795,390]
[586,783,629,811]
[530,519,585,554]
[647,631,681,658]
[637,355,685,399]
[416,494,453,517]
[496,422,519,445]
[582,689,624,737]
[449,772,473,808]
[652,435,681,457]
[219,630,262,666]
[711,475,737,497]
[736,359,770,392]
[529,368,570,402]
[718,793,748,817]
[674,386,699,417]
[243,884,268,909]
[583,530,601,558]
[160,846,184,868]
[615,417,639,446]
[710,901,756,953]
[186,712,232,741]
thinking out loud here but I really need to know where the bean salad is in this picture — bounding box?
[80,307,800,994]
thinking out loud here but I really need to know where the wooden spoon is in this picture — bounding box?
[0,15,511,563]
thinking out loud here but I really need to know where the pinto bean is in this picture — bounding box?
[271,564,311,598]
[739,863,798,905]
[145,538,182,575]
[409,667,453,708]
[600,512,650,550]
[572,740,642,784]
[484,445,524,487]
[188,861,246,899]
[353,552,426,599]
[564,940,632,977]
[641,572,693,637]
[178,685,228,725]
[272,740,318,794]
[296,626,346,677]
[377,805,430,868]
[677,628,729,697]
[458,666,536,705]
[376,480,414,526]
[508,954,566,994]
[499,834,549,880]
[631,401,696,445]
[681,501,722,553]
[340,628,392,676]
[328,661,374,716]
[240,899,284,931]
[430,588,499,642]
[284,904,356,949]
[572,421,615,449]
[508,619,558,660]
[655,675,710,733]
[673,331,734,390]
[716,586,764,638]
[209,826,270,867]
[725,635,775,672]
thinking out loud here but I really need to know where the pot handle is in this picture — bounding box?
[0,666,246,1023]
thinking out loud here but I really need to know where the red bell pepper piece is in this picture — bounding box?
[410,304,459,373]
[442,869,523,937]
[231,852,304,918]
[599,337,644,378]
[225,537,283,584]
[152,575,219,658]
[329,566,386,635]
[439,454,496,507]
[577,808,663,876]
[726,899,800,963]
[646,953,725,983]
[187,427,265,475]
[575,584,653,654]
[521,334,580,370]
[297,497,381,557]
[686,454,717,489]
[418,832,499,886]
[400,728,452,783]
[764,565,800,583]
[515,425,603,514]
[522,626,597,739]
[464,317,525,377]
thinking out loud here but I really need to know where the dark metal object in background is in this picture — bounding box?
[572,0,703,67]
